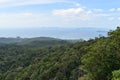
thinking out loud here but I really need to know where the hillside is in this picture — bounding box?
[0,41,94,80]
[0,37,69,47]
[0,37,23,44]
[0,37,94,80]
[0,27,120,80]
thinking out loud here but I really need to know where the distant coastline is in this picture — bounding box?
[0,27,110,40]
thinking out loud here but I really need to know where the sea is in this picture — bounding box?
[0,27,112,40]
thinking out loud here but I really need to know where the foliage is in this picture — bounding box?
[81,27,120,80]
[0,37,94,80]
[112,69,120,80]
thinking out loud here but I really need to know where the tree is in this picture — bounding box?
[112,69,120,80]
[81,27,120,80]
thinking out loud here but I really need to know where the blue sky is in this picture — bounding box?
[0,0,120,29]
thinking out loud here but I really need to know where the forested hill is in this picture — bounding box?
[0,37,70,47]
[0,37,63,43]
[0,27,120,80]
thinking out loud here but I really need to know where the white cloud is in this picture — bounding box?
[0,2,120,28]
[0,0,66,8]
[93,9,103,12]
[53,7,111,21]
[118,17,120,20]
[96,13,110,17]
[117,8,120,11]
[0,13,55,28]
[75,3,81,7]
[109,8,116,12]
[0,10,119,29]
[53,7,94,21]
[0,0,12,3]
[109,8,120,12]
[108,17,114,21]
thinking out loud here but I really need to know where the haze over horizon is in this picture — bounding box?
[0,27,109,40]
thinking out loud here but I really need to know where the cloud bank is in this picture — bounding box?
[0,0,67,7]
[0,1,120,28]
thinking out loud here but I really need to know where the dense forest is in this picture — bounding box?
[0,27,120,80]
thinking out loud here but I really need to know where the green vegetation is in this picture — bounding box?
[0,27,120,80]
[0,37,69,46]
[81,27,120,80]
[112,69,120,80]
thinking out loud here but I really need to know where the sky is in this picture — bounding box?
[0,0,120,29]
